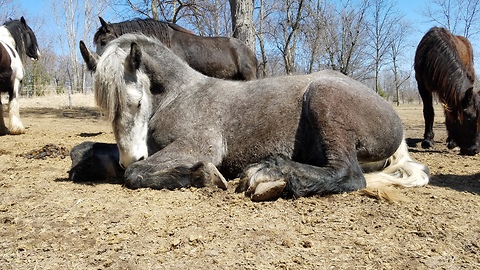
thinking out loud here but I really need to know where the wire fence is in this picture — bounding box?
[19,85,94,98]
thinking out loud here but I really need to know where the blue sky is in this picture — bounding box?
[15,0,477,72]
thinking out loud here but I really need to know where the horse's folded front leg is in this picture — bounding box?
[125,161,227,190]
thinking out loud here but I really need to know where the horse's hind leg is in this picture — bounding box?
[7,79,25,135]
[418,82,434,148]
[0,97,8,135]
[238,154,366,201]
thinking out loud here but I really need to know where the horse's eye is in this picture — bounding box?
[100,41,106,46]
[137,100,141,108]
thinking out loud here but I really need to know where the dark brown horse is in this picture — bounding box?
[0,17,40,135]
[93,17,258,80]
[414,27,480,155]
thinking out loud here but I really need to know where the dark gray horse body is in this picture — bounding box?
[93,17,258,80]
[78,34,429,201]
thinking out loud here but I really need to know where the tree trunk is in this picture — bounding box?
[229,0,255,52]
[151,0,159,20]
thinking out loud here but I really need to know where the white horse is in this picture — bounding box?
[0,17,40,135]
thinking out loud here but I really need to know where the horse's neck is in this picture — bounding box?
[146,50,206,90]
[0,26,16,48]
[148,56,209,110]
[161,68,207,96]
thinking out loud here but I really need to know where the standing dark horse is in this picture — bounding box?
[93,17,258,80]
[414,27,480,155]
[0,17,40,135]
[78,34,429,201]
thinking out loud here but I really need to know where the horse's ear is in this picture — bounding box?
[99,16,108,28]
[125,42,142,72]
[20,16,26,25]
[79,40,99,71]
[98,16,116,37]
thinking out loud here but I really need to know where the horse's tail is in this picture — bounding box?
[364,140,430,190]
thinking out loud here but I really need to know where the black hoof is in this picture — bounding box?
[460,147,479,156]
[447,140,458,149]
[421,140,434,149]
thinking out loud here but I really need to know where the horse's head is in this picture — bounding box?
[80,39,152,169]
[15,17,40,61]
[446,87,480,155]
[93,17,118,55]
[5,17,40,61]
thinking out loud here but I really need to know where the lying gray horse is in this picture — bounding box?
[78,34,429,201]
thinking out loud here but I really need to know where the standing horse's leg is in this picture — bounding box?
[418,82,435,148]
[0,97,8,135]
[7,79,25,135]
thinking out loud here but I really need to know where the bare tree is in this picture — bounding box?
[229,0,255,51]
[366,0,403,94]
[302,1,327,74]
[255,0,268,77]
[190,0,232,36]
[52,0,110,106]
[318,0,370,79]
[389,20,412,106]
[266,0,305,74]
[116,1,231,36]
[0,0,18,22]
[423,0,480,38]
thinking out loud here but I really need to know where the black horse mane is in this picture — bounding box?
[415,27,475,121]
[95,18,194,48]
[3,18,30,63]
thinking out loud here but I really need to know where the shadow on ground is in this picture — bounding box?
[429,173,480,195]
[20,107,102,119]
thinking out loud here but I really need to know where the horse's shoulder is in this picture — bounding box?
[0,27,14,47]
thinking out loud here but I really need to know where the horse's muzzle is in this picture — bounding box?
[29,49,41,61]
[460,145,479,156]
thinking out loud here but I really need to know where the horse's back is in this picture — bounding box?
[452,35,475,78]
[168,31,258,80]
[414,27,475,94]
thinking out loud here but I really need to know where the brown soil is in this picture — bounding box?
[0,95,479,269]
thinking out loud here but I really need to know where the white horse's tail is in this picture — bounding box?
[365,140,430,189]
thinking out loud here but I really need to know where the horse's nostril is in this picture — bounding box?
[120,163,126,170]
[138,156,145,161]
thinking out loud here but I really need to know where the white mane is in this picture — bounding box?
[94,34,157,121]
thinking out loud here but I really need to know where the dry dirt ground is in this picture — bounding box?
[0,94,479,270]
